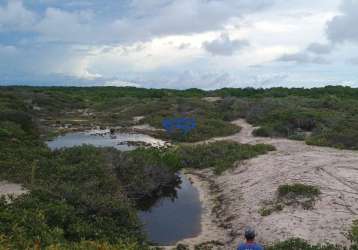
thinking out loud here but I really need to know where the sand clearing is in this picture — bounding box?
[0,181,27,199]
[176,119,358,249]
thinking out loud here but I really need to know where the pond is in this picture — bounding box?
[46,129,167,151]
[138,173,202,245]
[46,129,202,245]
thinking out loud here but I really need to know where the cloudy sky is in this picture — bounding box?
[0,0,357,89]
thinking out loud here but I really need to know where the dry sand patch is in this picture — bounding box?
[174,119,358,249]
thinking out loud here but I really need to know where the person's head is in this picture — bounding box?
[244,227,256,241]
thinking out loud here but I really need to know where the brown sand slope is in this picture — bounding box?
[179,119,358,249]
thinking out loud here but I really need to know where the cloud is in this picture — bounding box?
[203,33,249,56]
[109,0,273,43]
[1,0,274,45]
[35,8,97,43]
[277,52,330,64]
[178,43,191,50]
[306,42,333,54]
[0,0,36,31]
[326,0,358,44]
[1,0,358,89]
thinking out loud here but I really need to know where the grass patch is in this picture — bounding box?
[259,183,321,216]
[278,183,320,209]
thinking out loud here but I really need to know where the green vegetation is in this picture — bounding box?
[267,238,348,250]
[266,221,358,249]
[259,203,283,217]
[350,221,358,247]
[0,88,275,249]
[4,85,358,149]
[259,183,320,216]
[212,88,358,150]
[278,183,321,198]
[177,141,275,174]
[1,86,358,249]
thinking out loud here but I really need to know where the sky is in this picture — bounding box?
[0,0,358,89]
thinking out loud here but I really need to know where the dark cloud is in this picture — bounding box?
[326,0,358,44]
[306,43,333,54]
[178,43,191,50]
[277,52,330,64]
[203,33,249,56]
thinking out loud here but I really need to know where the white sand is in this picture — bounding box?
[202,97,223,102]
[171,119,358,249]
[0,181,27,199]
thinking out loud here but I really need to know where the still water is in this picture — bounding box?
[47,130,202,245]
[139,173,202,245]
[46,129,167,151]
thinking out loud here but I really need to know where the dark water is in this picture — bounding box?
[47,131,202,245]
[138,173,202,245]
[46,129,167,151]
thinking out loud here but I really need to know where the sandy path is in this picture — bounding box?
[174,119,358,249]
[0,181,27,199]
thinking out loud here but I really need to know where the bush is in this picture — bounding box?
[177,141,275,174]
[253,127,272,137]
[259,204,283,216]
[350,220,358,246]
[278,183,320,198]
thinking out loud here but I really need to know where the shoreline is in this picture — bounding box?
[162,169,229,250]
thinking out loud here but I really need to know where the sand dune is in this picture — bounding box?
[178,119,358,249]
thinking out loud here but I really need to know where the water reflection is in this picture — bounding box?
[47,130,167,151]
[138,174,202,245]
[136,176,182,211]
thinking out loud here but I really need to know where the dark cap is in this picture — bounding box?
[244,227,256,240]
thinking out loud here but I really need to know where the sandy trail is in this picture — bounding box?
[177,119,358,249]
[0,181,27,199]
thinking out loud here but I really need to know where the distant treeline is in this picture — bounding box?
[3,84,358,98]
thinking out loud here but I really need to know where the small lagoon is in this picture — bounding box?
[47,129,167,151]
[138,173,202,245]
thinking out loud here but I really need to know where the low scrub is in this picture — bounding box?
[278,183,320,198]
[266,238,350,250]
[278,183,320,209]
[177,141,275,174]
[259,183,320,216]
[259,203,283,216]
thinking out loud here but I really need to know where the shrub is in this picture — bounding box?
[253,127,272,137]
[278,183,320,198]
[259,204,283,216]
[277,183,320,209]
[350,220,358,246]
[178,141,275,174]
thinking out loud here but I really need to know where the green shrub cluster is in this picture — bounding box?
[278,183,321,198]
[266,238,350,250]
[267,237,358,250]
[177,141,275,174]
[259,184,320,216]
